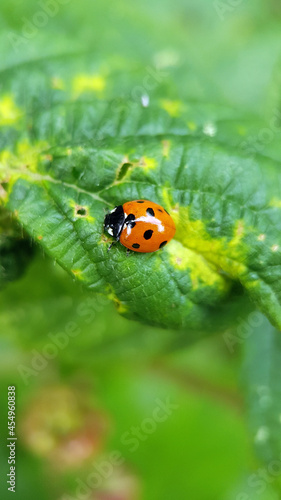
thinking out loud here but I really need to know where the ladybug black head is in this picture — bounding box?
[104,205,125,240]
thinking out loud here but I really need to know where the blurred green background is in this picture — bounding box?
[1,0,281,499]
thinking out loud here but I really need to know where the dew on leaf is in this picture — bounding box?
[203,122,217,137]
[255,426,270,444]
[256,385,272,409]
[141,95,150,107]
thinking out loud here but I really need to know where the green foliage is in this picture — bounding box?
[1,42,281,331]
[243,317,281,491]
[1,0,281,498]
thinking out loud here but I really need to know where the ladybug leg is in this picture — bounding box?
[126,248,131,257]
[107,242,115,252]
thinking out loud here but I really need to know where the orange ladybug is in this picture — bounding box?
[104,200,176,253]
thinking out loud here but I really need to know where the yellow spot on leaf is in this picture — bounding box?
[139,156,157,171]
[160,99,183,118]
[116,301,129,315]
[0,151,13,182]
[71,269,84,280]
[70,201,95,222]
[246,280,259,289]
[121,155,157,176]
[0,184,7,201]
[271,244,279,252]
[235,220,244,238]
[122,155,130,164]
[51,76,65,90]
[161,187,176,214]
[43,154,53,162]
[107,287,129,315]
[173,206,248,278]
[0,95,22,127]
[258,234,266,241]
[270,198,281,208]
[0,140,49,178]
[162,140,171,158]
[237,125,247,136]
[18,140,49,173]
[167,240,230,292]
[72,74,106,96]
[187,121,197,131]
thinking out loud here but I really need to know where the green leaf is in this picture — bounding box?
[242,315,281,493]
[1,8,281,331]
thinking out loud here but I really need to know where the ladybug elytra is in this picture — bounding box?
[104,200,176,253]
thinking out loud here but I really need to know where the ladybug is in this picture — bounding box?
[104,200,176,253]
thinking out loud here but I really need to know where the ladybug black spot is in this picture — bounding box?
[137,200,145,203]
[146,207,155,217]
[159,240,167,249]
[126,213,136,228]
[158,209,163,213]
[143,230,153,240]
[132,243,140,249]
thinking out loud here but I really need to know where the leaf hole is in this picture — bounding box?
[117,162,132,181]
[75,205,88,217]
